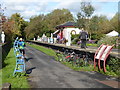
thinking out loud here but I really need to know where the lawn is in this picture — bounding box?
[2,48,30,88]
[27,43,58,60]
[86,43,97,47]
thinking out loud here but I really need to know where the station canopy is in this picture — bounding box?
[56,21,76,29]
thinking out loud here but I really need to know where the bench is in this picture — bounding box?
[94,44,114,72]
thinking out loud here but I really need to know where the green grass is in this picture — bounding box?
[61,61,94,71]
[86,43,97,47]
[2,48,30,88]
[27,43,58,60]
[0,70,2,89]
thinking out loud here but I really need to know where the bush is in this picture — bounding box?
[71,34,79,40]
[46,33,50,37]
[71,34,80,44]
[97,36,117,47]
[91,33,105,40]
[107,57,120,76]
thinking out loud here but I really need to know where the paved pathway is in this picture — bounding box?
[25,46,119,88]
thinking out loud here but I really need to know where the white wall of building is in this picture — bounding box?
[63,28,82,38]
[63,28,82,46]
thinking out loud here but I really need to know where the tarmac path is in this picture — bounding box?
[25,46,117,88]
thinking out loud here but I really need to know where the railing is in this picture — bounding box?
[13,38,25,76]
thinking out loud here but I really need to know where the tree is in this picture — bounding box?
[3,13,27,41]
[89,15,111,40]
[3,21,15,41]
[10,13,27,38]
[81,2,95,18]
[44,9,74,32]
[76,12,85,29]
[89,15,99,34]
[110,12,119,33]
[76,2,95,30]
[25,9,74,40]
[98,15,111,34]
[25,14,46,39]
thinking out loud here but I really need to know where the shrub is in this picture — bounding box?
[91,33,105,40]
[71,34,80,44]
[107,57,120,76]
[71,34,79,40]
[46,33,50,37]
[97,36,117,47]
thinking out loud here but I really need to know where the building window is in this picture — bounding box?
[71,30,76,35]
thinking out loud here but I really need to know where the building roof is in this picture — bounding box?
[106,30,119,37]
[56,21,76,29]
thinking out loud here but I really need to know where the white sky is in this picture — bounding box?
[0,0,119,21]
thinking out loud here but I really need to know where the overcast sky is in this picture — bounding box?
[0,0,119,21]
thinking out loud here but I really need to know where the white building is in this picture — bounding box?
[106,30,119,37]
[54,21,82,46]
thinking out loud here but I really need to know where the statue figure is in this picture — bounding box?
[1,31,5,43]
[33,38,35,41]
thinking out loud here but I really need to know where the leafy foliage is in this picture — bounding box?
[89,15,102,35]
[76,2,95,30]
[25,9,74,40]
[71,34,80,44]
[25,14,46,40]
[110,13,119,33]
[91,33,105,41]
[3,13,27,41]
[76,2,118,41]
[81,2,95,18]
[98,15,112,34]
[97,36,117,47]
[107,57,120,76]
[2,4,119,43]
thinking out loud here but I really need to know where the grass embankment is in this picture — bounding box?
[2,48,29,88]
[0,70,2,89]
[86,43,97,47]
[27,43,119,77]
[27,43,58,60]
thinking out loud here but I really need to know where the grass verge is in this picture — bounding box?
[86,43,97,47]
[2,48,29,88]
[27,43,58,60]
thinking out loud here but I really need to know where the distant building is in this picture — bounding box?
[54,21,82,39]
[106,30,119,37]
